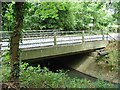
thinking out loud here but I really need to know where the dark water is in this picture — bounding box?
[27,52,99,81]
[28,52,90,71]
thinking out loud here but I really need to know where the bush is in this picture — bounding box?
[0,64,10,83]
[20,63,114,88]
[107,50,118,70]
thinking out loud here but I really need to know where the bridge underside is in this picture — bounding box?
[20,41,108,61]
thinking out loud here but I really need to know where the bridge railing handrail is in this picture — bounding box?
[0,30,96,40]
[1,29,114,50]
[107,33,117,41]
[0,30,85,39]
[1,29,113,50]
[0,30,108,41]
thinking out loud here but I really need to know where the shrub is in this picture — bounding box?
[106,50,119,71]
[20,63,114,88]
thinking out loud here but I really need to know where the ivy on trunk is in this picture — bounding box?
[10,2,24,90]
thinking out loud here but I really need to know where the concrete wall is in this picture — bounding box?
[20,41,108,61]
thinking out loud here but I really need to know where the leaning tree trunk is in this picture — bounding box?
[9,2,24,90]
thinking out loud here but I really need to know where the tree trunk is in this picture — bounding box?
[9,2,24,90]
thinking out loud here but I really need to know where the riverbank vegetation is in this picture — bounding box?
[97,41,119,72]
[0,54,115,88]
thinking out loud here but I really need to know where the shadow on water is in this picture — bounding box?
[27,52,99,81]
[28,52,90,72]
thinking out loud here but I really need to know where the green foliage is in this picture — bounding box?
[96,41,119,71]
[2,2,15,31]
[1,50,10,65]
[1,51,115,88]
[112,2,120,25]
[57,2,76,30]
[106,50,119,71]
[0,50,10,82]
[92,79,113,88]
[75,2,114,30]
[0,64,10,83]
[1,62,114,88]
[19,62,114,88]
[23,2,76,30]
[2,2,117,32]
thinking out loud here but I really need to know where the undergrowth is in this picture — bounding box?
[96,41,119,71]
[0,50,116,88]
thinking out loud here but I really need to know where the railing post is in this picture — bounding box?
[82,31,84,43]
[101,30,104,40]
[107,31,109,40]
[0,31,2,42]
[54,31,56,46]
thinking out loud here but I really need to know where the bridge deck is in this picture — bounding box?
[20,41,108,60]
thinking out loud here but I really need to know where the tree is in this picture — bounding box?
[9,2,24,89]
[2,2,15,31]
[23,2,76,30]
[112,2,120,23]
[112,1,120,32]
[74,2,114,31]
[3,2,115,32]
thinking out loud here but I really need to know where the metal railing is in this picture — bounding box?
[107,33,117,41]
[0,29,111,50]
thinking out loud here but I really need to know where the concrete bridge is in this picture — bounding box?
[20,41,108,60]
[0,30,118,61]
